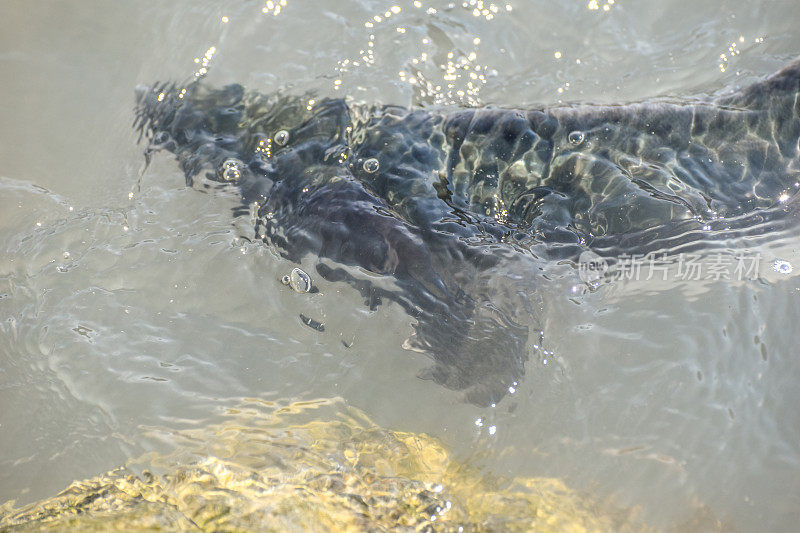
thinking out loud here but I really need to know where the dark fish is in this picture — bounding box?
[134,58,800,405]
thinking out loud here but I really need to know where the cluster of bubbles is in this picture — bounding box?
[221,158,244,182]
[188,1,598,107]
[193,46,216,78]
[463,0,513,21]
[330,1,517,105]
[186,0,605,106]
[586,0,614,12]
[189,1,293,84]
[718,35,765,73]
[253,129,291,161]
[486,193,508,224]
[262,0,288,16]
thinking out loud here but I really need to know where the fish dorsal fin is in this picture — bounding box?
[718,56,800,110]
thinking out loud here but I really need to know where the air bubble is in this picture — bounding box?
[363,158,380,173]
[223,168,240,181]
[568,131,585,145]
[274,129,290,146]
[220,158,243,181]
[282,267,313,293]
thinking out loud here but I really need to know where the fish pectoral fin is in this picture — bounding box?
[408,299,530,407]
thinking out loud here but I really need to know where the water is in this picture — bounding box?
[2,0,800,530]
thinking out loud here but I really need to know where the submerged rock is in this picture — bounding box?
[0,399,649,532]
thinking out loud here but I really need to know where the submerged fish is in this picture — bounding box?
[135,59,800,405]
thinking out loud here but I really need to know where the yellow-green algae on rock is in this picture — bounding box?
[0,398,648,532]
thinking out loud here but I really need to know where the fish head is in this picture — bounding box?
[135,82,352,205]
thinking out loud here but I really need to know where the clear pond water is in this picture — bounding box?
[1,0,800,530]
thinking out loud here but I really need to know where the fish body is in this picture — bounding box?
[135,59,800,404]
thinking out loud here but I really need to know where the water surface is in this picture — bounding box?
[1,0,800,530]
